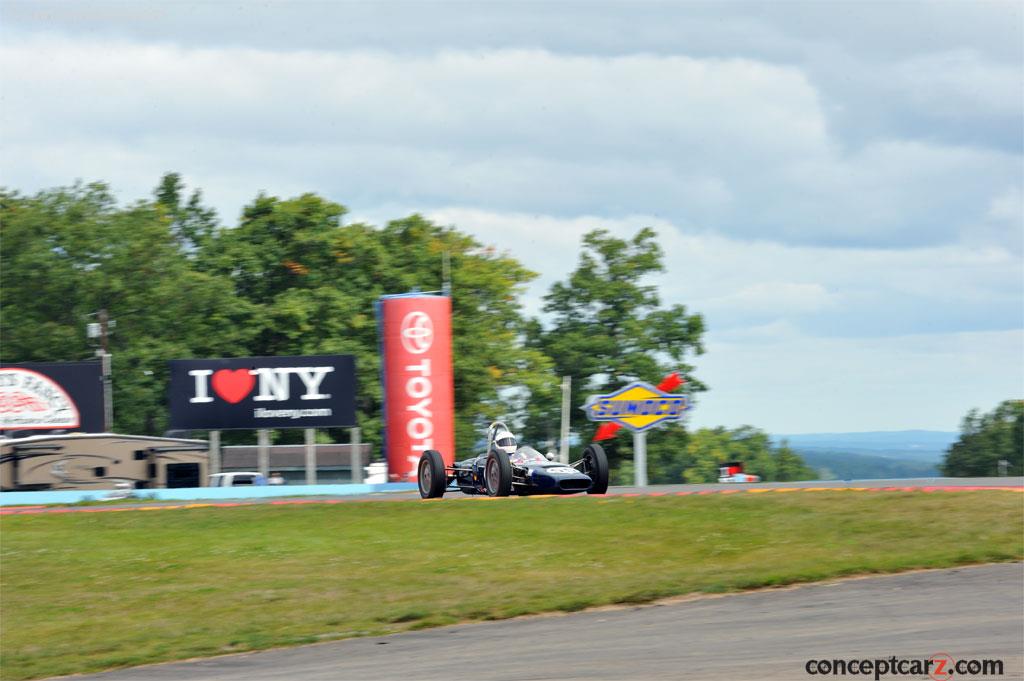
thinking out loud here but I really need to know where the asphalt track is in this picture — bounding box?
[3,477,1020,515]
[60,563,1024,681]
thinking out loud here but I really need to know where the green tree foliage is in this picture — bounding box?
[1,177,546,455]
[524,227,706,471]
[154,172,218,254]
[682,426,815,483]
[941,400,1024,477]
[0,181,259,434]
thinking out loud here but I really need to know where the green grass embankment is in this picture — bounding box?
[2,491,1021,680]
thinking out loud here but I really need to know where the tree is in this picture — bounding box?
[154,172,219,254]
[2,178,549,453]
[942,400,1024,476]
[0,182,259,434]
[524,227,706,472]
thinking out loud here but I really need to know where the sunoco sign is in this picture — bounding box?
[582,381,688,433]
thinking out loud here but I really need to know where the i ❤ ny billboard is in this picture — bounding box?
[168,355,356,430]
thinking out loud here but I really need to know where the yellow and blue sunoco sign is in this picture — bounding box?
[582,381,688,433]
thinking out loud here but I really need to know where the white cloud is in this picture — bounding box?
[689,327,1024,432]
[894,49,1022,119]
[3,33,1019,250]
[424,207,1022,334]
[703,282,836,317]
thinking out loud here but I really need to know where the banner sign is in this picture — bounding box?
[378,295,455,481]
[582,381,688,433]
[0,361,104,432]
[168,355,356,430]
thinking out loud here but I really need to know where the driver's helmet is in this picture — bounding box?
[490,423,518,455]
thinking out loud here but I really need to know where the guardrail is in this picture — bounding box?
[0,483,419,506]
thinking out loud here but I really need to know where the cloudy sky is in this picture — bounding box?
[2,1,1021,434]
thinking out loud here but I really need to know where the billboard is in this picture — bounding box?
[378,295,455,481]
[168,355,356,430]
[0,361,105,433]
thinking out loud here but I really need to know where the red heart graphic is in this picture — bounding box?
[211,369,255,404]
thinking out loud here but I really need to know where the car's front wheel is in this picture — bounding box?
[582,443,609,494]
[485,450,513,497]
[418,450,447,499]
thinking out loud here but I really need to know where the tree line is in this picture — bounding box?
[1,174,814,483]
[941,400,1023,477]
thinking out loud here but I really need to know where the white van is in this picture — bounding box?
[208,472,268,487]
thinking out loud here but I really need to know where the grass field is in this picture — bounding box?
[2,491,1021,680]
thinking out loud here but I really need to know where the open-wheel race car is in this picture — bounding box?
[417,422,609,498]
[718,461,761,483]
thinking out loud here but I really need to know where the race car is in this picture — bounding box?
[417,421,609,498]
[718,461,761,483]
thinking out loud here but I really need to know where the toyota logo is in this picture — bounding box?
[400,311,434,354]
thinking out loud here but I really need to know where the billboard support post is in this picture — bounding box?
[633,431,647,487]
[257,429,270,479]
[304,428,317,485]
[350,427,362,483]
[208,430,221,476]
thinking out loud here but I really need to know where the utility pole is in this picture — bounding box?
[441,251,452,297]
[96,309,113,432]
[559,376,571,464]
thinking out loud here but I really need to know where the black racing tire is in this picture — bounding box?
[583,443,609,494]
[484,450,513,497]
[417,450,447,499]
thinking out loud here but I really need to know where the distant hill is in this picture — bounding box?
[772,430,957,455]
[794,449,941,480]
[770,430,956,480]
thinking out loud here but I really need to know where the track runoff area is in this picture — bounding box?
[2,477,1020,515]
[61,563,1023,681]
[6,478,1020,680]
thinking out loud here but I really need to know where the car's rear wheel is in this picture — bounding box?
[582,443,609,494]
[418,450,447,499]
[485,450,513,497]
